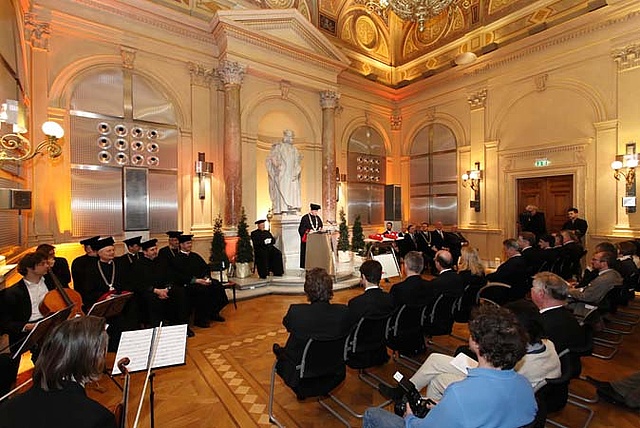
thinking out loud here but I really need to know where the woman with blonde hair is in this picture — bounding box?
[458,246,487,287]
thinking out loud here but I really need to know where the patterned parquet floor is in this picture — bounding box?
[73,277,640,428]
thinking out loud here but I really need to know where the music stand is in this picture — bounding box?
[87,292,133,318]
[11,306,72,360]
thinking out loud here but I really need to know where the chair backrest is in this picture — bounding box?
[299,336,347,379]
[422,293,458,336]
[453,284,481,323]
[477,282,512,306]
[385,304,426,354]
[345,314,391,368]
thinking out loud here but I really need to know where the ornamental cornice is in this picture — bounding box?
[24,13,50,51]
[500,139,590,163]
[189,62,215,87]
[469,9,640,77]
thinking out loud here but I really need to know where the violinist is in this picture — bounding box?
[0,252,55,395]
[0,316,117,428]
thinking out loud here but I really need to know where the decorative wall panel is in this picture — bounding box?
[149,171,178,234]
[71,166,123,236]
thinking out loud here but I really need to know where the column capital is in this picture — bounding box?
[319,90,340,109]
[24,13,50,51]
[188,62,215,87]
[121,46,137,70]
[216,60,245,87]
[467,89,487,110]
[612,44,640,71]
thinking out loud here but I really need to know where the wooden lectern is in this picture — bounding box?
[305,231,335,275]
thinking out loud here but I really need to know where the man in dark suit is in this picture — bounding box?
[389,251,430,308]
[445,224,468,266]
[251,219,284,279]
[487,238,530,300]
[0,252,55,395]
[416,222,435,274]
[298,203,323,268]
[158,230,182,262]
[561,207,588,241]
[430,221,447,252]
[348,259,394,325]
[520,205,546,240]
[426,250,464,300]
[518,232,543,276]
[531,271,586,352]
[273,268,351,395]
[398,224,419,258]
[559,230,585,280]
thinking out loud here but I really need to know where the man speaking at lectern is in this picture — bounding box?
[298,203,323,268]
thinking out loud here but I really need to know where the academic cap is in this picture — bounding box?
[79,236,100,246]
[123,236,142,247]
[93,237,115,251]
[177,234,194,243]
[255,219,266,225]
[165,231,183,238]
[140,239,158,250]
[310,203,321,210]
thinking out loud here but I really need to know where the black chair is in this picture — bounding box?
[567,334,599,404]
[453,284,482,324]
[268,336,349,427]
[537,349,594,428]
[385,304,428,370]
[579,308,618,360]
[477,282,512,306]
[421,293,459,355]
[599,287,635,335]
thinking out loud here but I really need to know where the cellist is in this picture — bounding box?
[0,252,55,394]
[0,316,117,428]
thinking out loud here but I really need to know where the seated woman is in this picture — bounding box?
[273,267,351,398]
[381,300,560,401]
[457,246,487,288]
[364,305,537,428]
[0,316,117,428]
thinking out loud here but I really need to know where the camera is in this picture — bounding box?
[392,372,431,418]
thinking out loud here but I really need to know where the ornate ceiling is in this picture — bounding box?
[151,0,603,87]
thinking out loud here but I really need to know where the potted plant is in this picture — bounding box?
[235,207,254,278]
[351,214,366,257]
[337,208,352,263]
[210,214,229,282]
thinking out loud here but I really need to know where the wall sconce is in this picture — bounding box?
[0,101,64,162]
[611,145,637,213]
[195,152,213,200]
[461,161,482,212]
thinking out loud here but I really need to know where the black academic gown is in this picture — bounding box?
[251,228,284,278]
[298,214,323,268]
[70,254,97,298]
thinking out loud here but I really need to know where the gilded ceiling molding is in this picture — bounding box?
[216,60,246,87]
[612,44,640,71]
[24,13,50,51]
[469,9,640,77]
[120,46,137,70]
[188,62,215,87]
[390,108,402,131]
[467,89,487,110]
[534,74,548,92]
[319,90,340,109]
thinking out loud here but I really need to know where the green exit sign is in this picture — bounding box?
[535,159,550,167]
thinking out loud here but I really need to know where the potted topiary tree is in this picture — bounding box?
[351,214,366,257]
[337,208,351,263]
[235,207,254,278]
[210,214,229,282]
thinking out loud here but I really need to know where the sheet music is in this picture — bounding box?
[12,307,72,359]
[449,352,478,375]
[112,324,187,375]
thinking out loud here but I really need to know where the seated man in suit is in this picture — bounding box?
[530,271,586,352]
[398,224,419,258]
[389,251,430,308]
[426,250,464,300]
[558,229,585,280]
[486,238,529,300]
[568,251,622,316]
[445,224,468,267]
[348,259,395,324]
[250,219,284,279]
[273,268,351,397]
[430,221,447,252]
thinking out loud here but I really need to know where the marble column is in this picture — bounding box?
[216,60,245,227]
[320,90,340,223]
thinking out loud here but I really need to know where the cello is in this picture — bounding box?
[39,269,85,318]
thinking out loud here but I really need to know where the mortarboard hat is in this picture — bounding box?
[177,234,194,243]
[93,237,115,251]
[123,236,142,247]
[310,203,321,210]
[166,231,183,238]
[140,239,158,250]
[255,219,266,225]
[79,236,100,246]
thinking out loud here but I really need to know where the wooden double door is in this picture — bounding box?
[517,175,573,234]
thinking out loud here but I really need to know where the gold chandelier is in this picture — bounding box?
[357,0,464,32]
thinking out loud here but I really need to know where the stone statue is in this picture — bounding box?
[266,129,303,214]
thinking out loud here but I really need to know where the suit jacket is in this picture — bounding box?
[416,231,434,255]
[486,255,530,300]
[540,306,586,352]
[569,269,622,305]
[347,287,395,326]
[521,246,544,275]
[431,229,447,250]
[427,269,465,301]
[561,218,588,238]
[399,233,419,257]
[0,279,55,348]
[389,275,431,308]
[278,301,351,388]
[521,211,547,237]
[0,381,117,428]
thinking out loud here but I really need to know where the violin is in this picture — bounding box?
[113,357,131,428]
[39,270,84,318]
